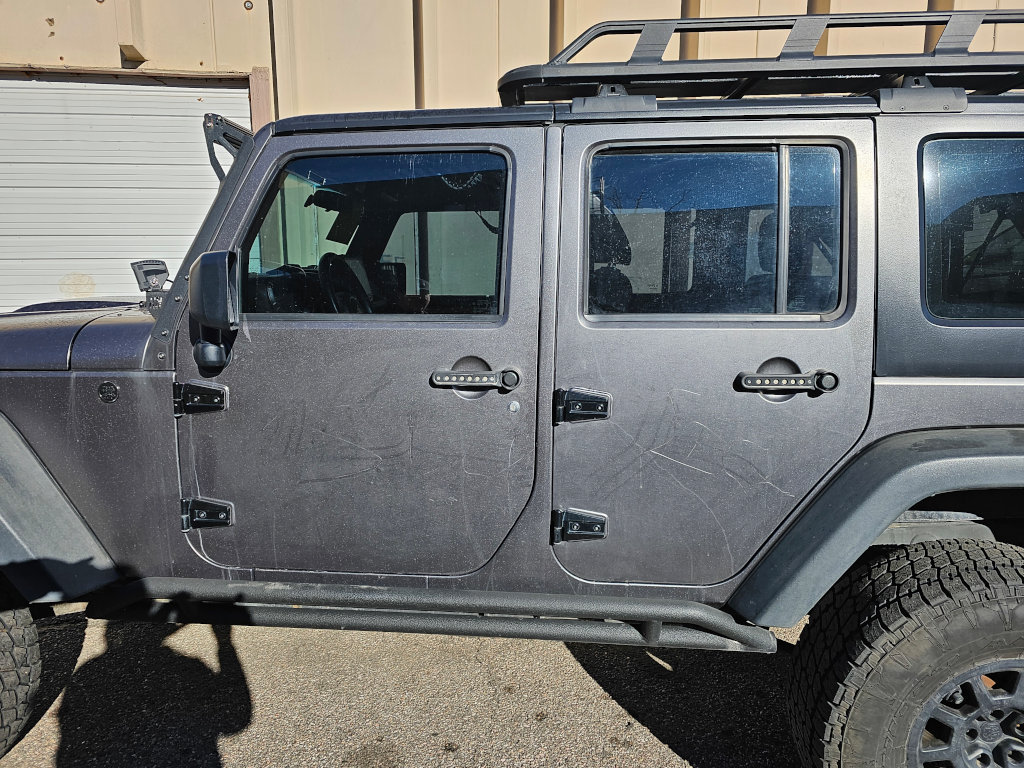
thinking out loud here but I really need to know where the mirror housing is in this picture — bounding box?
[193,339,228,369]
[188,250,239,332]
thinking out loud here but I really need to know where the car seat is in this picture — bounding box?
[588,209,634,313]
[742,212,778,313]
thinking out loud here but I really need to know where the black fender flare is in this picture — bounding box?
[0,412,118,603]
[728,428,1024,628]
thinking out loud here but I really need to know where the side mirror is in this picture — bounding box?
[188,251,239,331]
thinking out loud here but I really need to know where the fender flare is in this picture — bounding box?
[0,412,118,603]
[728,428,1024,628]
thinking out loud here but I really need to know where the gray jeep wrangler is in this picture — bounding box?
[3,9,1024,766]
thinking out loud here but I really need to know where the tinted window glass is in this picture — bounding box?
[923,139,1024,320]
[243,152,507,315]
[589,151,778,314]
[788,146,841,313]
[587,146,841,316]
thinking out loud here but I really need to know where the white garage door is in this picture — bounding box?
[0,76,251,312]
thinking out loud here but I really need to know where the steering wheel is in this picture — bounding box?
[263,263,309,313]
[318,253,373,314]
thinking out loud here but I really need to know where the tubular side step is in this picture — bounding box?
[87,578,776,653]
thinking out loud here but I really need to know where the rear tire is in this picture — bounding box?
[0,605,40,758]
[789,539,1024,768]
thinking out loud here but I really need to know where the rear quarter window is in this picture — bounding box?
[923,138,1024,320]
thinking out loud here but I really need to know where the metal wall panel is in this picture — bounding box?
[0,76,250,312]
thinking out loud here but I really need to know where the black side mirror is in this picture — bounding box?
[188,251,239,331]
[188,251,239,373]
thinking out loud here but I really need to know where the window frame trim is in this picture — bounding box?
[579,137,850,325]
[233,143,516,323]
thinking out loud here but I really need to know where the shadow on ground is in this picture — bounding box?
[34,618,252,768]
[27,613,799,767]
[23,613,87,742]
[567,642,802,768]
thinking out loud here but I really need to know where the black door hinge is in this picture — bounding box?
[552,508,608,543]
[181,497,233,531]
[173,381,228,417]
[553,387,611,424]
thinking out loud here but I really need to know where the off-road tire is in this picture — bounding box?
[789,539,1024,768]
[0,605,40,758]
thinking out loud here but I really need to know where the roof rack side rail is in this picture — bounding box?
[203,113,253,181]
[498,10,1024,106]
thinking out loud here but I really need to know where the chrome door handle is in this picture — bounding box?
[431,369,521,390]
[737,370,839,394]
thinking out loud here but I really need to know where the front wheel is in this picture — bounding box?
[789,539,1024,768]
[0,604,40,758]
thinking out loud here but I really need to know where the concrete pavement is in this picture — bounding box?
[1,612,803,767]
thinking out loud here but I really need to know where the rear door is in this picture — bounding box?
[552,118,876,586]
[175,127,544,576]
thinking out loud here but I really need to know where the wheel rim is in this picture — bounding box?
[911,660,1024,768]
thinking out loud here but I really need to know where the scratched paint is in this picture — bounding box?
[552,335,871,587]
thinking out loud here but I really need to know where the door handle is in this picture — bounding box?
[737,370,839,394]
[431,369,521,390]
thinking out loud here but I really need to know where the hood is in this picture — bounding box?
[0,305,156,371]
[11,297,139,314]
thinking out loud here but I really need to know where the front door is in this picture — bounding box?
[552,118,876,586]
[175,127,544,576]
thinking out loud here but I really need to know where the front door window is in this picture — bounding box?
[242,151,508,316]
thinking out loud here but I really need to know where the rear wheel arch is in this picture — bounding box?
[728,428,1024,628]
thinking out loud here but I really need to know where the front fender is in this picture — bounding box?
[0,412,118,602]
[728,428,1024,628]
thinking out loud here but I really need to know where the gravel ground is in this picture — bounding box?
[0,612,805,768]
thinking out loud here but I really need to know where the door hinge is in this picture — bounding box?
[173,381,228,417]
[181,497,233,531]
[552,508,608,543]
[553,388,611,424]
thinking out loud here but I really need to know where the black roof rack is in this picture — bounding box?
[498,10,1024,105]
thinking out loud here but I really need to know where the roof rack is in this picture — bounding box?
[497,10,1024,105]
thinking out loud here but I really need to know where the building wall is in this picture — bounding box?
[0,0,272,72]
[272,0,415,116]
[0,0,1022,119]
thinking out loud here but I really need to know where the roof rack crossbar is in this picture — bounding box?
[779,15,829,61]
[629,21,677,65]
[933,12,985,55]
[499,10,1024,105]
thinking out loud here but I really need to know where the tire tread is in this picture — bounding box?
[788,539,1024,768]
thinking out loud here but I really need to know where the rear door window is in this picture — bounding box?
[586,145,841,316]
